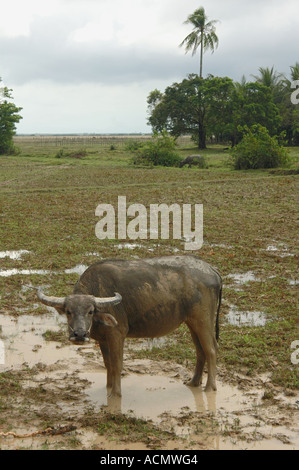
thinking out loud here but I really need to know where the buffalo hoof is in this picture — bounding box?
[204,383,217,392]
[184,378,201,387]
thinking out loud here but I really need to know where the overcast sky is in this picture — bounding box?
[1,0,298,134]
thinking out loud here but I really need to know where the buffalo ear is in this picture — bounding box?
[94,312,118,327]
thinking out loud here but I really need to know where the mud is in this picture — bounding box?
[0,311,298,450]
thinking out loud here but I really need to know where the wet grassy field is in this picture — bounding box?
[1,137,298,388]
[0,137,299,450]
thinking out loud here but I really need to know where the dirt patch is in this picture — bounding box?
[0,312,298,450]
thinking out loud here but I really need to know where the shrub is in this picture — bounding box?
[132,130,181,167]
[230,125,289,170]
[55,148,87,159]
[124,140,144,152]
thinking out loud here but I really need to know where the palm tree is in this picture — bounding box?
[290,62,299,81]
[252,66,284,90]
[179,7,219,78]
[252,66,285,106]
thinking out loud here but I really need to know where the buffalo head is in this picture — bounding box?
[37,289,122,344]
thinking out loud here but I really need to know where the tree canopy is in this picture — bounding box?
[0,78,23,154]
[147,65,299,149]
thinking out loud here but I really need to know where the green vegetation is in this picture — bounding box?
[147,64,299,150]
[131,130,181,167]
[230,125,290,169]
[97,411,175,444]
[0,78,23,154]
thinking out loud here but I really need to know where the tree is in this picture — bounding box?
[0,78,23,154]
[227,81,281,146]
[290,62,299,81]
[252,66,283,90]
[179,7,219,78]
[277,63,299,145]
[252,66,285,105]
[147,75,281,149]
[148,74,235,149]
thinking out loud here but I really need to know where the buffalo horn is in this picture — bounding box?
[94,292,122,307]
[37,289,66,308]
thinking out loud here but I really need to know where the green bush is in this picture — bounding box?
[55,148,87,159]
[132,130,181,167]
[124,140,144,152]
[230,125,289,170]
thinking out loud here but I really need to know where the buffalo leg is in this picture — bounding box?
[197,327,217,391]
[185,324,205,387]
[186,309,218,391]
[105,333,125,398]
[99,342,112,390]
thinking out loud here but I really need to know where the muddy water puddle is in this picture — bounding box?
[0,312,70,368]
[79,367,298,450]
[0,264,89,277]
[0,312,298,450]
[226,304,268,327]
[0,250,31,260]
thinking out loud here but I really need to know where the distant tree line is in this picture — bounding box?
[147,65,299,149]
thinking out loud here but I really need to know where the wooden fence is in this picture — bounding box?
[14,135,193,148]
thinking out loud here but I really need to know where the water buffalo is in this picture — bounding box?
[37,255,222,397]
[179,155,206,168]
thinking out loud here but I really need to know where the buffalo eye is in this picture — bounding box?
[66,309,72,316]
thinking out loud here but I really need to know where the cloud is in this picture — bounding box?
[1,11,192,86]
[2,0,298,86]
[1,0,298,133]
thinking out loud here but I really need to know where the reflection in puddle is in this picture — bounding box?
[0,250,30,260]
[265,244,294,257]
[0,268,53,277]
[206,242,233,249]
[226,271,259,284]
[115,243,144,250]
[78,370,298,450]
[80,371,253,422]
[0,265,88,277]
[64,264,89,276]
[226,305,268,326]
[0,313,69,368]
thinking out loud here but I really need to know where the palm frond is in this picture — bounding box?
[179,7,219,77]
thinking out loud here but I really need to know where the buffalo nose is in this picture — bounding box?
[69,330,90,342]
